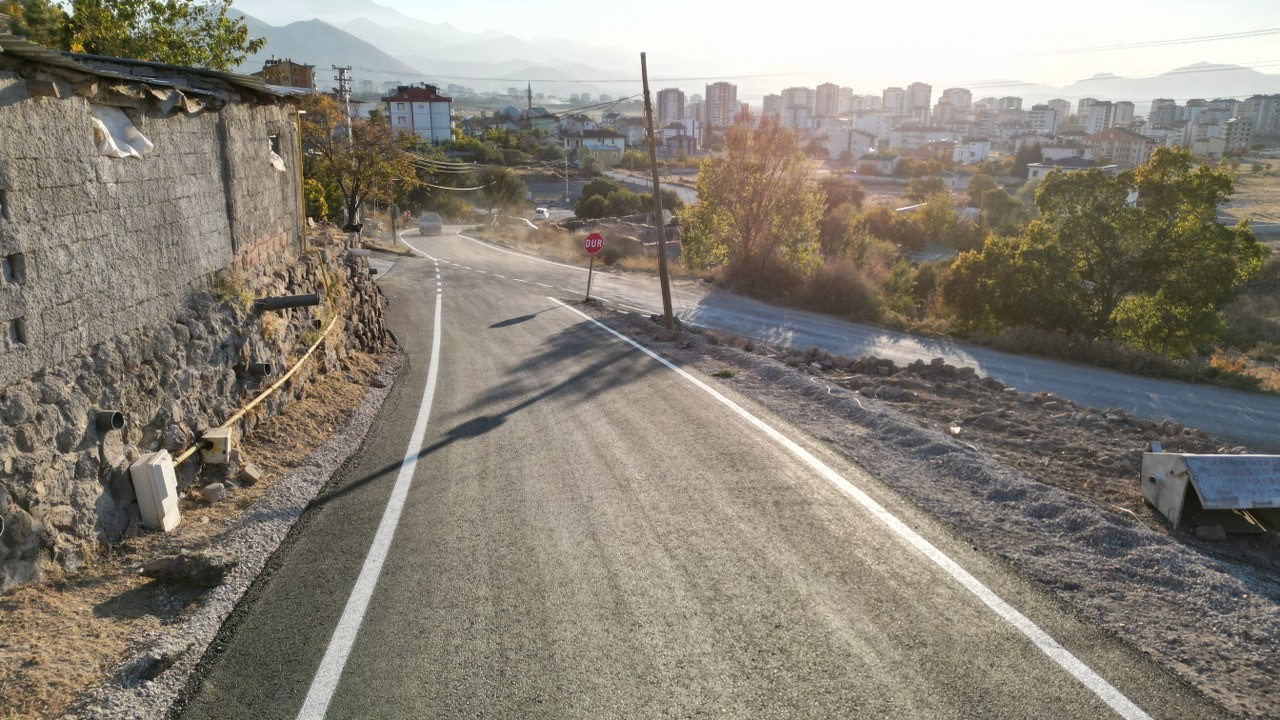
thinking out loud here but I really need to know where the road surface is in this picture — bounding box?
[172,228,1231,719]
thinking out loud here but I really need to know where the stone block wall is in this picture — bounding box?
[0,68,385,591]
[0,70,302,390]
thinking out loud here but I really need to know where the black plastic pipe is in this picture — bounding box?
[95,410,124,432]
[253,294,321,312]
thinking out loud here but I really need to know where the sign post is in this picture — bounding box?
[584,231,603,301]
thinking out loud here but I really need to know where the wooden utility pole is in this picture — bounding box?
[641,52,675,329]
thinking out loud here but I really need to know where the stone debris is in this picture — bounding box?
[141,549,237,588]
[200,483,227,503]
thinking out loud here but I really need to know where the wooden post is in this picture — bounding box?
[641,52,675,330]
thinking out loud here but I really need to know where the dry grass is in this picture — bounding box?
[0,352,387,720]
[1224,170,1280,224]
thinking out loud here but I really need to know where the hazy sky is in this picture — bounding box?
[368,0,1280,92]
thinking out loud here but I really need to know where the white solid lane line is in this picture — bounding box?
[296,263,444,720]
[550,298,1153,720]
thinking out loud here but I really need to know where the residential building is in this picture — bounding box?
[1241,94,1280,134]
[1040,141,1092,161]
[882,86,906,115]
[849,94,880,112]
[932,100,961,124]
[1113,101,1135,127]
[941,87,972,112]
[705,81,738,127]
[762,94,782,119]
[906,81,936,112]
[1224,117,1254,152]
[782,105,813,129]
[1183,99,1208,124]
[1028,105,1059,135]
[661,121,699,156]
[657,88,685,124]
[889,125,952,150]
[854,113,894,140]
[1085,101,1117,134]
[997,96,1023,112]
[1191,136,1228,159]
[1149,98,1178,127]
[952,138,991,165]
[1087,127,1156,168]
[828,127,877,161]
[1076,97,1100,121]
[253,57,315,90]
[857,153,902,175]
[815,83,841,117]
[565,128,626,155]
[1047,99,1072,121]
[782,86,815,114]
[1026,156,1113,181]
[383,84,453,143]
[837,86,854,114]
[559,113,597,135]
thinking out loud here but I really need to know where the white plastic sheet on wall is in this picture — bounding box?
[90,105,154,159]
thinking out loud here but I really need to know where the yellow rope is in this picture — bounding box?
[172,313,342,465]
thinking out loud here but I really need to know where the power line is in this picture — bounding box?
[1021,27,1280,57]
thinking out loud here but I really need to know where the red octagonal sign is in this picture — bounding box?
[584,232,604,255]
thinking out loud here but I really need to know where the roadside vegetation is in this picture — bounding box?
[679,119,1276,391]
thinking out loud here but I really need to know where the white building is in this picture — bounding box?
[941,87,972,112]
[705,82,739,127]
[952,139,991,165]
[829,127,877,161]
[1085,102,1118,134]
[815,83,841,117]
[1047,98,1072,121]
[382,84,453,144]
[1028,105,1059,135]
[882,86,906,115]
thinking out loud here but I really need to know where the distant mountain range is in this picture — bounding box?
[230,1,1280,110]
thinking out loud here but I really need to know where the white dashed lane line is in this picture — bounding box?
[536,283,552,288]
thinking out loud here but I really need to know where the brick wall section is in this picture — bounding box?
[0,71,302,389]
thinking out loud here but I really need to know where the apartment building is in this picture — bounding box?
[882,86,906,115]
[705,81,739,127]
[1241,94,1279,134]
[941,87,972,112]
[383,84,453,143]
[657,88,685,124]
[1028,105,1059,135]
[815,83,841,117]
[1087,127,1156,168]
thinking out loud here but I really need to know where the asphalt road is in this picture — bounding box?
[173,228,1232,719]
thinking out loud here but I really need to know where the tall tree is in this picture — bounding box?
[678,118,825,293]
[65,0,264,70]
[300,94,416,226]
[475,167,527,224]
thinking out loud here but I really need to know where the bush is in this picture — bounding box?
[797,258,882,321]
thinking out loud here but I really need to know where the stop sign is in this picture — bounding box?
[584,232,604,255]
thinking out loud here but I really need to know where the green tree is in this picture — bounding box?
[942,148,1268,356]
[64,0,264,70]
[965,173,999,208]
[979,187,1028,236]
[300,94,416,225]
[1011,143,1043,178]
[1,0,71,47]
[678,118,825,293]
[475,167,527,224]
[904,176,949,202]
[819,176,866,211]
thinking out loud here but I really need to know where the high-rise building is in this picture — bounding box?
[1241,94,1280,134]
[1077,97,1100,120]
[837,86,854,114]
[705,82,739,127]
[782,86,814,113]
[1086,101,1117,134]
[997,96,1023,112]
[1047,99,1072,121]
[882,86,906,114]
[762,94,783,119]
[1028,105,1059,134]
[941,87,972,112]
[906,82,932,112]
[815,83,841,117]
[1113,101,1135,127]
[1148,99,1178,127]
[657,88,685,124]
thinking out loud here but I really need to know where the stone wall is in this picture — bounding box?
[0,71,303,389]
[0,65,388,591]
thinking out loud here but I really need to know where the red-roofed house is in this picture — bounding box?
[382,84,453,144]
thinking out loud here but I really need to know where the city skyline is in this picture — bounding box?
[248,0,1280,92]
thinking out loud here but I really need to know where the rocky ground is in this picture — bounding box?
[1,299,1277,719]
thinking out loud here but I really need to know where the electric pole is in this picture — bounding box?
[641,52,675,330]
[332,65,353,143]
